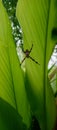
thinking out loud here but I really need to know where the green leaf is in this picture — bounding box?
[0,1,30,128]
[0,98,27,130]
[16,0,56,130]
[49,67,57,93]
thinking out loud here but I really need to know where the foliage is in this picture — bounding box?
[16,0,57,130]
[0,0,30,129]
[48,66,57,93]
[2,0,22,43]
[0,0,57,130]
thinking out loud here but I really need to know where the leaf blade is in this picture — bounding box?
[0,1,30,127]
[16,0,56,129]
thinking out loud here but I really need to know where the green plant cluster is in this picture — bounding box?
[0,0,57,130]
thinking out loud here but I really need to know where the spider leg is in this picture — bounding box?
[29,44,33,53]
[22,44,33,54]
[20,56,26,65]
[22,48,26,53]
[29,56,40,65]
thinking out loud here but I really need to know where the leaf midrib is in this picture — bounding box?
[43,0,51,129]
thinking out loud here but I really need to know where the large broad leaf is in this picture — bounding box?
[0,1,30,129]
[16,0,57,130]
[0,98,27,130]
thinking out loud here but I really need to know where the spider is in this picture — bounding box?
[20,44,40,65]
